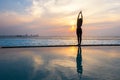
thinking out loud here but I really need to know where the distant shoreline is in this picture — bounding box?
[0,35,39,38]
[0,36,120,40]
[0,36,76,40]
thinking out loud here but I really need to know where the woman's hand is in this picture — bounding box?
[79,11,82,14]
[78,11,82,19]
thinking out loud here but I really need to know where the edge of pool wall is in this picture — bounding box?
[0,44,120,48]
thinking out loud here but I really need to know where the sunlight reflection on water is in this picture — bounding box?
[0,46,120,80]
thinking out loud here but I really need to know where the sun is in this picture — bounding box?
[69,20,76,31]
[70,25,76,31]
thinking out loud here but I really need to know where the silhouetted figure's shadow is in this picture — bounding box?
[76,46,83,79]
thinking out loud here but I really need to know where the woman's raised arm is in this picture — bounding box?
[77,11,82,20]
[80,11,83,19]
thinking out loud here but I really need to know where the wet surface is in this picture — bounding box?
[0,46,120,80]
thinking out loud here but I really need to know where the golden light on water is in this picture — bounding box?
[69,47,77,52]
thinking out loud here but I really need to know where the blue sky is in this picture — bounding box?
[0,0,32,13]
[0,0,120,36]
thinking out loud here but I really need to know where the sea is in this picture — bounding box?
[0,36,120,47]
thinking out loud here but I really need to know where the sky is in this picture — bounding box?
[0,0,120,36]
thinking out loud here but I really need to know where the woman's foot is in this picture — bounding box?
[78,43,81,46]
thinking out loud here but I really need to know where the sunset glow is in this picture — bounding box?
[70,25,76,31]
[0,0,120,36]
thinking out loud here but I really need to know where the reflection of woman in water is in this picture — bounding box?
[76,46,83,79]
[76,11,83,45]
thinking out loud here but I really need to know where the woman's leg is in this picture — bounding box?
[77,34,79,45]
[79,29,82,45]
[76,29,79,45]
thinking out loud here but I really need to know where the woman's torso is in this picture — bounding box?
[77,19,82,29]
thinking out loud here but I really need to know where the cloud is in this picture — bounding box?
[26,0,44,18]
[0,0,120,36]
[0,12,35,27]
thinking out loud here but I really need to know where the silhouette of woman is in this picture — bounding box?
[76,11,83,45]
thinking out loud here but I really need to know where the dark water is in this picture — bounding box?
[0,37,120,47]
[0,46,120,80]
